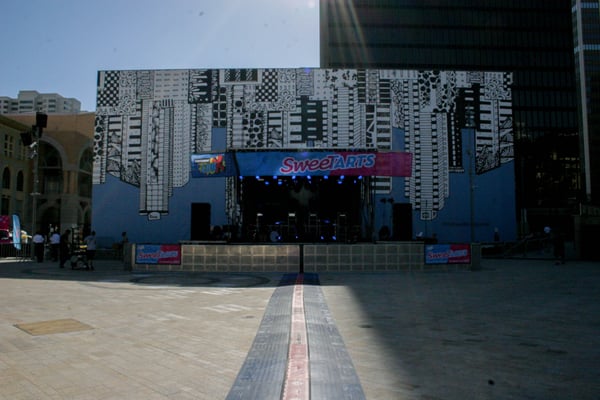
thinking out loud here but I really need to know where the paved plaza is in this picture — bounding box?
[0,256,598,399]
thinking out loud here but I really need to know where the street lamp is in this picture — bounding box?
[21,112,47,258]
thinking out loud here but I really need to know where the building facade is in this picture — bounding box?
[92,68,515,245]
[0,116,30,222]
[0,91,81,114]
[2,113,94,241]
[320,0,581,237]
[572,0,600,204]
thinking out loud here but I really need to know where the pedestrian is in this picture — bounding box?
[118,231,128,258]
[32,231,45,262]
[49,230,60,261]
[84,230,97,271]
[59,229,71,268]
[553,228,566,265]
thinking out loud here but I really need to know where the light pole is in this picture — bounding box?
[21,112,47,258]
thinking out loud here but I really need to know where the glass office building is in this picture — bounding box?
[572,0,600,205]
[320,0,581,235]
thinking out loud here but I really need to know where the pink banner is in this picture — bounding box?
[235,151,412,177]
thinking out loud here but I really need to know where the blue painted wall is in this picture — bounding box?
[92,68,516,244]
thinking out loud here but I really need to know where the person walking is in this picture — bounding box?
[49,230,60,261]
[32,231,45,262]
[84,231,97,271]
[59,229,71,268]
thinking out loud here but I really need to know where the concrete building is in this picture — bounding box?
[0,90,81,114]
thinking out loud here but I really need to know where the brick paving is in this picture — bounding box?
[0,257,598,399]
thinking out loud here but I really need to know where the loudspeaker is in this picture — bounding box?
[20,131,33,146]
[36,112,47,128]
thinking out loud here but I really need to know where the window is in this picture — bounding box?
[0,195,9,215]
[3,134,14,157]
[16,171,24,191]
[2,167,10,189]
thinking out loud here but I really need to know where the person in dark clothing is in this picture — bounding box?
[553,229,566,265]
[59,229,71,268]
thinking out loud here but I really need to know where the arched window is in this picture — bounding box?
[79,148,93,173]
[16,171,24,192]
[40,144,63,194]
[1,167,10,189]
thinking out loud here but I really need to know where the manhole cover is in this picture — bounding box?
[15,319,93,336]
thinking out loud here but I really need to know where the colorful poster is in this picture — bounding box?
[425,244,471,264]
[12,214,21,250]
[135,244,182,265]
[234,151,412,177]
[190,153,236,178]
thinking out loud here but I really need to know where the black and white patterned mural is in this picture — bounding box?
[94,68,513,226]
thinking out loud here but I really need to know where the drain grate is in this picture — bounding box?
[15,319,93,336]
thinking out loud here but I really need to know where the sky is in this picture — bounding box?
[1,0,320,111]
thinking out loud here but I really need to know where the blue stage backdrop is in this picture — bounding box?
[92,68,515,244]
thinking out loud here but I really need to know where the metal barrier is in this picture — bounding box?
[0,243,32,259]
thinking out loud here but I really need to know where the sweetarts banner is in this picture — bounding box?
[233,151,412,177]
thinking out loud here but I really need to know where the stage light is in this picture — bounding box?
[255,176,260,180]
[340,175,345,180]
[324,175,329,180]
[292,176,296,180]
[239,176,243,180]
[332,235,337,241]
[264,181,270,185]
[307,175,311,180]
[358,175,363,180]
[278,180,283,186]
[273,176,277,180]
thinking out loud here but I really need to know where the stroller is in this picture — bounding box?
[70,245,90,270]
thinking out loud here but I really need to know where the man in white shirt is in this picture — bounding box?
[32,231,45,262]
[84,231,97,271]
[49,231,60,261]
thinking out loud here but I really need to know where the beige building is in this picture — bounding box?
[0,116,30,222]
[0,113,94,238]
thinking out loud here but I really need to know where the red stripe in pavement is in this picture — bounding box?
[282,274,309,400]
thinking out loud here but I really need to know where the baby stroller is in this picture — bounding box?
[70,245,90,270]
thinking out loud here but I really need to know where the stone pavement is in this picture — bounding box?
[0,256,599,399]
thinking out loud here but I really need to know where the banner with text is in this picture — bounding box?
[135,244,182,265]
[425,244,471,264]
[234,151,412,177]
